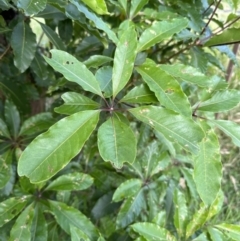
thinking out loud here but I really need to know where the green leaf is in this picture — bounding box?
[54,92,100,115]
[48,200,98,240]
[120,84,158,104]
[112,21,137,98]
[0,118,10,138]
[4,100,20,139]
[131,222,176,241]
[58,19,73,44]
[18,110,99,183]
[9,204,34,241]
[0,150,13,189]
[186,203,209,238]
[70,0,118,43]
[137,18,188,52]
[98,116,137,168]
[44,50,103,97]
[70,225,90,241]
[198,90,240,112]
[10,21,36,73]
[19,112,55,136]
[0,196,30,228]
[130,0,148,18]
[173,190,188,237]
[81,0,109,15]
[204,28,240,46]
[159,64,212,87]
[95,66,113,97]
[116,188,145,229]
[39,22,65,50]
[207,227,225,241]
[17,0,47,15]
[84,55,113,69]
[193,130,222,205]
[136,60,192,116]
[211,120,240,147]
[113,178,142,202]
[44,172,93,191]
[215,223,240,241]
[0,0,11,10]
[129,106,204,154]
[31,204,48,241]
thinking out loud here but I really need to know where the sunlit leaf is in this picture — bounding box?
[84,55,112,69]
[81,0,109,15]
[130,0,148,18]
[18,110,99,183]
[70,225,91,241]
[44,50,103,97]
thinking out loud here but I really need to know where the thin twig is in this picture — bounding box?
[214,16,240,35]
[0,45,10,60]
[225,44,239,82]
[202,1,215,16]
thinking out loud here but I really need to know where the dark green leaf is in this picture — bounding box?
[0,118,10,138]
[18,110,99,183]
[0,150,13,189]
[98,116,137,168]
[48,200,98,240]
[198,90,240,112]
[35,4,66,19]
[112,20,137,98]
[58,19,73,44]
[44,172,93,191]
[129,106,204,154]
[4,99,20,139]
[131,222,176,241]
[10,21,36,73]
[44,50,103,97]
[137,18,188,52]
[54,92,100,115]
[120,84,158,104]
[0,196,30,227]
[39,23,65,50]
[136,60,192,116]
[9,204,34,241]
[17,0,47,15]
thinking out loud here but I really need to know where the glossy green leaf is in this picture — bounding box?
[84,55,112,69]
[39,23,65,50]
[208,227,225,241]
[0,196,30,227]
[116,188,145,228]
[112,21,137,98]
[10,21,36,73]
[17,0,47,15]
[186,203,209,238]
[215,223,240,241]
[70,225,90,241]
[44,172,93,191]
[70,0,118,43]
[173,189,187,237]
[0,150,13,189]
[18,110,99,183]
[48,200,98,240]
[81,0,109,15]
[137,18,188,52]
[159,64,212,87]
[35,4,66,19]
[129,106,204,154]
[31,204,48,241]
[198,90,240,112]
[130,0,148,18]
[0,118,10,138]
[120,84,158,104]
[136,60,191,116]
[204,28,240,46]
[19,112,54,136]
[95,66,113,97]
[98,116,137,168]
[9,204,34,241]
[44,50,103,97]
[211,120,240,147]
[4,100,20,139]
[113,178,142,202]
[193,130,222,205]
[131,222,176,241]
[54,92,100,115]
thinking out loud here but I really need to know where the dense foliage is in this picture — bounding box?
[0,0,240,240]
